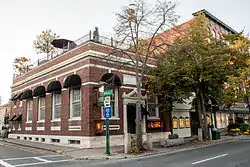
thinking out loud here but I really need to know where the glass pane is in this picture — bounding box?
[54,105,61,119]
[40,108,45,120]
[148,105,156,117]
[73,89,80,102]
[72,103,81,117]
[55,94,61,104]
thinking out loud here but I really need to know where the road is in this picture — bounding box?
[0,139,250,167]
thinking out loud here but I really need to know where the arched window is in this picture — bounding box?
[185,116,190,128]
[179,116,184,129]
[212,30,216,38]
[172,116,178,129]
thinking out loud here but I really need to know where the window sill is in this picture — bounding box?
[51,119,61,122]
[37,120,45,123]
[101,117,120,120]
[69,117,81,121]
[17,128,21,131]
[26,121,32,124]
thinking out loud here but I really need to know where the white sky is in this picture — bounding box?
[0,0,249,104]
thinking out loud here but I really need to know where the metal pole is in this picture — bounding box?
[105,118,110,155]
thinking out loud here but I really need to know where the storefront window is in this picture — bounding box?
[173,117,178,129]
[179,116,184,129]
[185,117,190,128]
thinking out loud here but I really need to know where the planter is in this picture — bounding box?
[164,138,184,147]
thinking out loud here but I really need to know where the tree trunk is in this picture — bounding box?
[195,87,207,140]
[199,91,208,139]
[135,55,143,150]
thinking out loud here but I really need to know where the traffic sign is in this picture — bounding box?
[104,96,111,107]
[104,107,112,119]
[103,90,113,96]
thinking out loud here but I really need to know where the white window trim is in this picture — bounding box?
[38,97,45,121]
[69,88,82,119]
[52,93,61,121]
[147,96,160,120]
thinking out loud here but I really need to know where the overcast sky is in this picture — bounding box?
[0,0,249,104]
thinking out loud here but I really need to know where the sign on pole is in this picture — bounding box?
[104,107,112,119]
[103,90,113,96]
[104,106,112,155]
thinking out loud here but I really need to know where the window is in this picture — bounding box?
[70,88,81,118]
[179,117,184,129]
[52,93,61,120]
[172,117,178,129]
[18,122,21,129]
[19,100,22,107]
[147,95,159,119]
[185,117,190,128]
[110,87,119,118]
[38,97,45,121]
[212,30,216,38]
[26,100,33,122]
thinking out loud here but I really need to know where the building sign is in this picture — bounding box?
[123,74,136,85]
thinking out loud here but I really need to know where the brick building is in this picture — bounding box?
[9,30,171,148]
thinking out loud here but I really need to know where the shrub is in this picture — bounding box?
[230,128,240,132]
[239,124,249,132]
[243,131,249,135]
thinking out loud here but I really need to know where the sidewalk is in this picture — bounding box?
[0,135,247,160]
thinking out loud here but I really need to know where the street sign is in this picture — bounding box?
[104,107,112,119]
[104,96,111,107]
[103,90,113,96]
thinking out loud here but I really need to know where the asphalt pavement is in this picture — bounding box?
[84,139,250,167]
[0,139,250,167]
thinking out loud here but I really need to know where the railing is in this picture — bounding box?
[14,31,131,78]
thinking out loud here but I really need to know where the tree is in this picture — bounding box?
[114,0,178,150]
[33,29,59,56]
[13,57,32,75]
[148,13,250,139]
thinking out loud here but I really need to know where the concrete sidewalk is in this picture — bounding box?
[0,135,247,161]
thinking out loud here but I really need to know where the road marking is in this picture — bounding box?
[0,154,64,161]
[0,160,14,167]
[33,157,52,162]
[14,159,75,167]
[192,154,228,165]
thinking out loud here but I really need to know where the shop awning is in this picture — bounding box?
[13,114,22,121]
[100,73,122,87]
[10,94,17,101]
[47,81,62,93]
[33,86,46,97]
[63,74,82,88]
[14,93,23,100]
[8,115,16,121]
[20,90,33,100]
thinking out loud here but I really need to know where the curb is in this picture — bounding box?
[2,139,65,154]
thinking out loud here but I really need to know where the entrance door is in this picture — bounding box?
[190,112,199,136]
[127,103,136,134]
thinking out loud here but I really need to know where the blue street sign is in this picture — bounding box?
[104,107,112,119]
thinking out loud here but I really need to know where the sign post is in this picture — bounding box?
[104,105,112,155]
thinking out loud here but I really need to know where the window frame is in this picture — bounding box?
[70,88,81,119]
[147,95,160,120]
[52,93,61,121]
[37,97,46,121]
[26,100,33,122]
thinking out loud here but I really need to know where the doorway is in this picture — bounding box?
[127,103,136,134]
